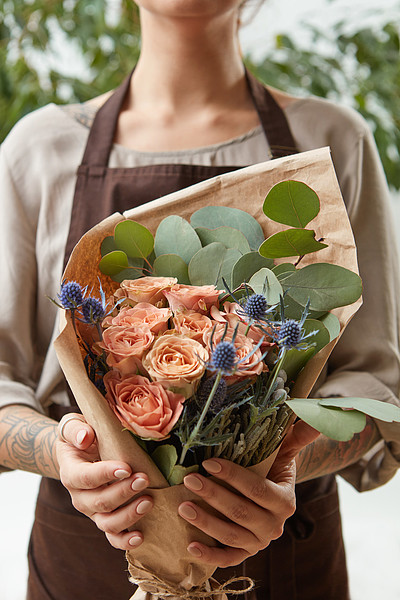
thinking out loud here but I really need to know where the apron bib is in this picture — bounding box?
[28,70,349,600]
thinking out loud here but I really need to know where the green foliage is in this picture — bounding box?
[247,20,400,190]
[0,0,140,140]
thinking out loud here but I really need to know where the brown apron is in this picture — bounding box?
[27,70,349,600]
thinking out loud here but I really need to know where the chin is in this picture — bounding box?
[135,0,240,19]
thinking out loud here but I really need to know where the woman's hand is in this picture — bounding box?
[179,421,319,567]
[56,413,153,550]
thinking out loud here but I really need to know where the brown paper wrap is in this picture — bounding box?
[54,147,362,599]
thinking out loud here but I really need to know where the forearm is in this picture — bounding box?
[0,405,59,479]
[296,417,380,483]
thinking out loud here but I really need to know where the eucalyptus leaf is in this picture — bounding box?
[99,251,129,276]
[272,263,296,277]
[195,226,250,254]
[259,229,328,259]
[114,220,154,259]
[319,312,341,341]
[151,444,177,481]
[282,263,363,312]
[153,254,190,284]
[281,294,326,321]
[169,464,199,485]
[282,347,315,383]
[231,252,274,290]
[100,236,117,257]
[263,180,320,227]
[248,268,283,305]
[112,265,144,283]
[285,397,366,441]
[154,215,202,262]
[302,319,330,353]
[319,398,400,422]
[190,206,265,251]
[188,243,241,289]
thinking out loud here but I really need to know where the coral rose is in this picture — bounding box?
[103,303,171,334]
[203,324,266,384]
[104,371,185,439]
[97,325,154,375]
[173,311,213,343]
[115,276,177,306]
[163,284,221,315]
[142,332,209,398]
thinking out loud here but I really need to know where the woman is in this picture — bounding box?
[0,1,399,599]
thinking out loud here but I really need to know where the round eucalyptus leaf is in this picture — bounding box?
[263,180,320,228]
[302,319,330,353]
[99,250,129,276]
[231,252,274,290]
[285,397,366,441]
[112,264,145,283]
[319,312,341,341]
[188,243,240,289]
[248,267,283,305]
[153,254,190,284]
[272,263,296,278]
[114,220,154,259]
[281,293,326,321]
[154,215,202,262]
[195,226,250,254]
[319,398,400,423]
[190,206,265,251]
[100,236,117,257]
[259,228,328,259]
[281,347,315,383]
[282,263,363,312]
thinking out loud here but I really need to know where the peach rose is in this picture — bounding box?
[173,311,213,343]
[115,276,177,306]
[97,325,154,375]
[142,332,209,398]
[103,303,172,334]
[163,284,221,315]
[203,324,266,384]
[104,371,185,439]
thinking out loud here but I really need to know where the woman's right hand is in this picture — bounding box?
[55,413,153,550]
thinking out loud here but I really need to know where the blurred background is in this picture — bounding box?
[1,0,399,598]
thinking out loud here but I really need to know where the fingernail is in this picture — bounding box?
[114,469,131,479]
[76,430,87,445]
[129,534,142,547]
[187,545,202,557]
[184,474,203,491]
[131,477,148,492]
[202,459,222,474]
[179,504,198,520]
[136,499,152,515]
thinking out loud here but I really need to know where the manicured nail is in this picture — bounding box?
[187,545,202,558]
[129,534,142,547]
[184,474,203,491]
[131,477,148,492]
[179,504,198,520]
[114,469,131,479]
[76,430,87,445]
[202,459,222,474]
[136,499,152,515]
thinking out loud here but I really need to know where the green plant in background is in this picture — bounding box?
[1,1,399,189]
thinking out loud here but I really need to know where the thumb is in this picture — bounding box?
[275,420,320,467]
[58,413,96,449]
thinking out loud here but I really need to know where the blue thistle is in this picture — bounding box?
[58,281,84,310]
[81,297,106,324]
[242,294,268,321]
[197,376,228,413]
[278,319,302,348]
[211,341,237,374]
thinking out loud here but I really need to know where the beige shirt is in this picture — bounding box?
[1,94,399,491]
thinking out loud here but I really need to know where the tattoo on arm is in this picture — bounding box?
[0,406,59,479]
[59,103,98,129]
[296,417,381,483]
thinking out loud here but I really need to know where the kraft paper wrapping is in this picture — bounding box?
[54,147,362,599]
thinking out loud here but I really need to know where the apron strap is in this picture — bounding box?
[79,68,298,167]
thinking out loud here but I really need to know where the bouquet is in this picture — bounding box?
[54,147,400,599]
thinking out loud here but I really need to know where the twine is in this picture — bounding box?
[128,563,254,599]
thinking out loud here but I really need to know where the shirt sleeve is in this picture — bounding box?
[315,119,400,491]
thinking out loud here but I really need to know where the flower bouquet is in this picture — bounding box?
[54,147,400,600]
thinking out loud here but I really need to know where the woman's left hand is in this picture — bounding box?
[178,420,319,567]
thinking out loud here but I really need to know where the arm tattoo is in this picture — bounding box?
[0,406,59,479]
[60,103,98,129]
[296,417,381,483]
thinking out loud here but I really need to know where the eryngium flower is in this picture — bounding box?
[81,297,106,324]
[211,341,237,373]
[58,281,83,309]
[197,376,228,413]
[242,293,268,321]
[278,319,302,348]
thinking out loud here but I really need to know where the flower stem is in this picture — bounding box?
[263,348,287,405]
[179,371,223,465]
